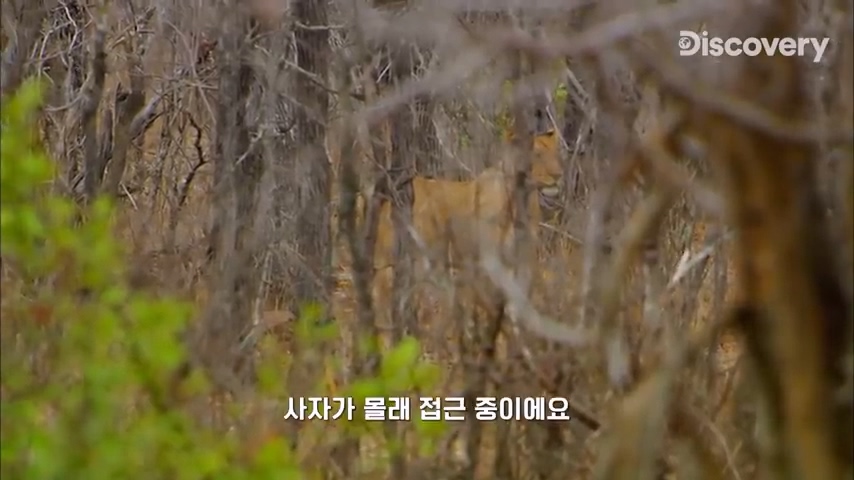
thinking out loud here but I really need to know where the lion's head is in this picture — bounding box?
[529,129,562,211]
[501,104,564,210]
[505,126,563,212]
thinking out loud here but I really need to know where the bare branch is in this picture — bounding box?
[480,253,591,347]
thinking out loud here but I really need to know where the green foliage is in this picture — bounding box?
[554,83,567,104]
[493,79,567,136]
[0,78,230,479]
[0,79,452,480]
[344,336,443,432]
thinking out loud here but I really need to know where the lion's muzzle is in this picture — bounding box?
[539,185,560,198]
[538,184,561,211]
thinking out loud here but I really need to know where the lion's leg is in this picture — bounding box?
[446,238,504,471]
[462,280,508,480]
[372,265,394,351]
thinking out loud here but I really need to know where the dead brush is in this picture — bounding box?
[2,0,852,478]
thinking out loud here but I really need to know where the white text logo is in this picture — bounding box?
[678,30,829,63]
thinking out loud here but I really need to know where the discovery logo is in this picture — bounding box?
[679,30,830,63]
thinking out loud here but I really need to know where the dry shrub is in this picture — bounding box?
[2,0,852,478]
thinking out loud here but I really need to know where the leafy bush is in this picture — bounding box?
[1,79,447,480]
[1,78,233,479]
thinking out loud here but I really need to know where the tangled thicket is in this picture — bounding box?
[1,0,852,479]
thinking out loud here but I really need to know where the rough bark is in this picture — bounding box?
[200,3,261,391]
[290,0,332,319]
[387,44,418,342]
[80,19,107,203]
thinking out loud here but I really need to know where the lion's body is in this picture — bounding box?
[355,129,563,332]
[370,170,535,270]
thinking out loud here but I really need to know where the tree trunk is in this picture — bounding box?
[290,0,332,319]
[386,45,420,341]
[201,4,261,391]
[1,0,54,96]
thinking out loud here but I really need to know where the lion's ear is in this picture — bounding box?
[534,129,558,153]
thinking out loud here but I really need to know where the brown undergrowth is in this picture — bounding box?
[2,0,852,479]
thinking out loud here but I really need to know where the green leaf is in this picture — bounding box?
[381,336,420,376]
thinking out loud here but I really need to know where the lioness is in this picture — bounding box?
[357,126,563,335]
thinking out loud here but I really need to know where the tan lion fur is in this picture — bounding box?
[348,129,563,335]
